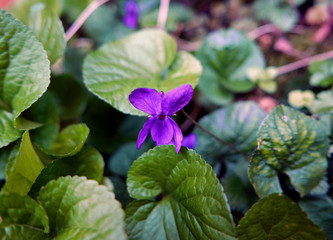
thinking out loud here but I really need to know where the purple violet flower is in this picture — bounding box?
[129,84,193,153]
[123,0,139,29]
[181,133,196,149]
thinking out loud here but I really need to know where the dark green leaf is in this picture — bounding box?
[0,9,50,119]
[29,146,104,198]
[109,142,150,177]
[194,101,266,164]
[38,176,127,239]
[0,192,51,239]
[2,132,44,195]
[299,196,333,239]
[248,105,329,198]
[49,74,87,120]
[236,193,326,240]
[83,29,202,115]
[126,145,237,240]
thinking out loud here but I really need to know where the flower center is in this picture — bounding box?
[159,114,165,119]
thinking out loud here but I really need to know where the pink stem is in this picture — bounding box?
[157,0,170,29]
[277,50,333,75]
[247,24,280,40]
[65,0,110,42]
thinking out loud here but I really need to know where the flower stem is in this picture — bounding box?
[180,109,249,160]
[277,49,333,75]
[65,0,110,42]
[157,0,170,29]
[247,24,280,40]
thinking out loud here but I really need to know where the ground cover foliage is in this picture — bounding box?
[0,0,333,239]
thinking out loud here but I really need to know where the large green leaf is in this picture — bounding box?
[248,105,329,198]
[196,29,265,105]
[299,196,333,239]
[0,110,22,148]
[0,192,51,239]
[2,131,44,195]
[27,3,66,64]
[48,123,90,157]
[83,28,202,115]
[126,145,237,240]
[10,0,63,19]
[194,101,266,164]
[0,9,50,119]
[37,176,127,239]
[309,60,333,87]
[236,193,326,240]
[29,146,104,198]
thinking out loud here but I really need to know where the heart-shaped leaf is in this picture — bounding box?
[126,145,237,240]
[248,105,329,198]
[196,29,265,105]
[236,193,326,240]
[194,101,266,164]
[37,176,127,239]
[83,29,202,115]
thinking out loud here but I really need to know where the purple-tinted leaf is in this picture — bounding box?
[162,84,193,115]
[150,117,173,144]
[137,117,156,149]
[129,88,162,115]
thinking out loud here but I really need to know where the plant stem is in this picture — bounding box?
[157,0,170,29]
[65,0,110,42]
[247,24,280,40]
[277,49,333,75]
[180,109,249,160]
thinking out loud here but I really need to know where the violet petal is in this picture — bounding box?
[129,88,162,115]
[123,0,139,29]
[150,116,173,145]
[181,133,196,149]
[136,117,156,149]
[169,118,183,153]
[162,84,193,115]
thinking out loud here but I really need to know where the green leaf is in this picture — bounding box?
[29,146,104,198]
[0,192,51,239]
[299,196,333,239]
[49,74,87,120]
[26,92,60,150]
[38,176,127,239]
[0,9,50,119]
[0,110,22,148]
[248,105,329,198]
[309,60,333,87]
[309,90,333,114]
[254,0,298,31]
[49,123,89,157]
[83,28,202,115]
[126,145,237,240]
[236,193,326,240]
[194,101,266,164]
[0,143,18,180]
[27,3,66,64]
[109,142,150,177]
[2,131,44,195]
[196,28,265,104]
[14,116,43,131]
[10,0,63,19]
